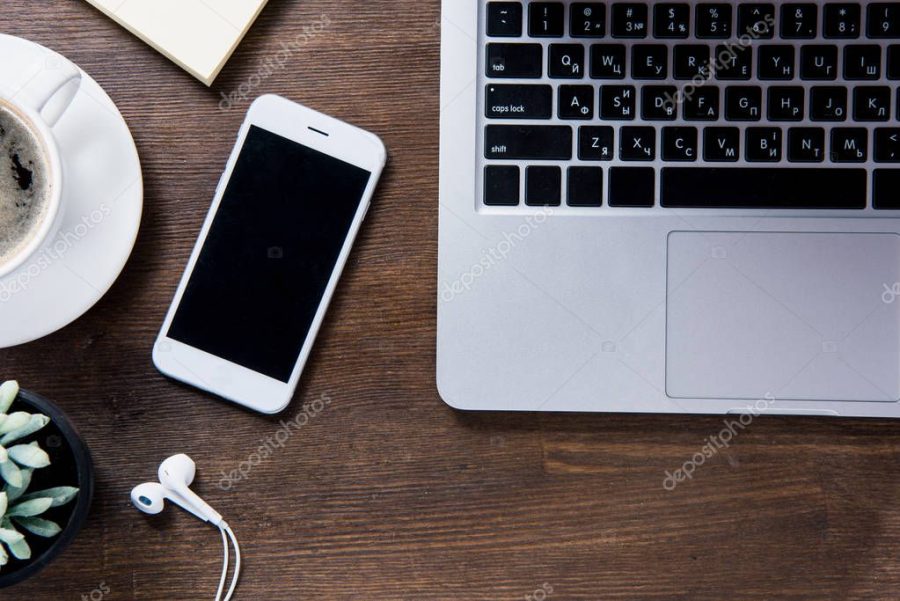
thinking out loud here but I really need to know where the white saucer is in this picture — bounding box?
[0,34,143,348]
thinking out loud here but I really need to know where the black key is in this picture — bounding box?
[715,45,752,80]
[611,4,649,38]
[571,3,606,38]
[485,84,553,119]
[831,128,868,162]
[853,87,891,121]
[874,170,900,209]
[810,86,848,121]
[609,167,655,206]
[549,44,585,78]
[654,4,690,38]
[619,126,656,160]
[529,2,565,37]
[484,125,573,159]
[590,44,627,79]
[787,127,825,162]
[758,46,794,80]
[600,85,636,119]
[890,46,900,80]
[745,127,782,161]
[567,167,604,206]
[642,86,677,120]
[558,85,594,119]
[868,4,900,39]
[662,127,698,161]
[684,87,720,120]
[487,43,543,78]
[578,126,615,160]
[725,86,762,121]
[824,4,860,39]
[781,4,817,39]
[484,166,520,206]
[632,45,667,79]
[660,168,867,209]
[844,46,881,80]
[525,166,561,205]
[800,46,838,80]
[674,45,711,79]
[875,128,900,162]
[768,87,804,121]
[704,127,740,161]
[487,3,523,37]
[696,4,732,39]
[737,4,775,38]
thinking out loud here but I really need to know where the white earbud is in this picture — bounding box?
[130,454,223,526]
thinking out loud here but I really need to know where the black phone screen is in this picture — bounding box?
[167,125,372,382]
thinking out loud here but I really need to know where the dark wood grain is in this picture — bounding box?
[2,2,900,600]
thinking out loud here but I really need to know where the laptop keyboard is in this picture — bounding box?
[478,2,900,210]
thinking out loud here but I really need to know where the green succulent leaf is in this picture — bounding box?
[7,497,52,518]
[0,414,50,446]
[7,536,30,560]
[0,413,30,436]
[0,540,7,567]
[3,468,32,502]
[0,461,22,488]
[0,492,7,518]
[0,527,24,546]
[13,517,61,538]
[0,445,6,464]
[21,486,78,508]
[7,443,50,469]
[0,381,18,415]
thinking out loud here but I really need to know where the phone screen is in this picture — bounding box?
[167,125,372,382]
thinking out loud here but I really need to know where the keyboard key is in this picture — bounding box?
[810,86,848,121]
[823,4,860,39]
[853,87,891,121]
[590,44,627,79]
[737,4,775,38]
[487,2,523,37]
[654,4,690,38]
[696,4,732,39]
[567,167,604,206]
[609,167,655,206]
[558,85,595,119]
[868,4,900,39]
[485,84,553,119]
[578,126,615,160]
[758,45,794,80]
[611,3,649,38]
[684,87,720,120]
[781,4,817,39]
[571,3,606,38]
[484,166,520,206]
[619,126,656,160]
[890,46,900,80]
[800,46,838,80]
[725,86,762,120]
[487,43,543,78]
[549,44,585,78]
[787,127,825,162]
[875,128,900,162]
[704,127,741,161]
[844,46,881,80]
[874,170,900,209]
[632,45,667,79]
[600,85,637,119]
[715,44,752,80]
[674,45,711,79]
[768,87,804,120]
[484,125,573,160]
[745,127,782,161]
[831,128,868,162]
[525,166,561,205]
[662,127,698,161]
[660,168,866,208]
[529,2,565,37]
[642,86,677,120]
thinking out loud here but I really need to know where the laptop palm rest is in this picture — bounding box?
[666,231,900,402]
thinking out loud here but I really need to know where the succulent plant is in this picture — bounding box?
[0,381,78,569]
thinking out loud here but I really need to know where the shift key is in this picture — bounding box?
[485,125,573,159]
[486,84,553,119]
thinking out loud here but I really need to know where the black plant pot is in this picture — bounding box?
[0,389,94,589]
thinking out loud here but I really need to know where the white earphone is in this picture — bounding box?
[131,454,240,601]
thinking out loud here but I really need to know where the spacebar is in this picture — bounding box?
[661,168,867,209]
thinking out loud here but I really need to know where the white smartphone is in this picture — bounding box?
[154,95,387,414]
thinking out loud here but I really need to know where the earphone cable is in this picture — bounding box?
[215,526,229,601]
[223,523,241,601]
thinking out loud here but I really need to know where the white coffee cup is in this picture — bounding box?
[0,55,81,279]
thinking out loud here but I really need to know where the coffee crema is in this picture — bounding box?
[0,103,52,269]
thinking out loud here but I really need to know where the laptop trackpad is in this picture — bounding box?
[666,232,900,402]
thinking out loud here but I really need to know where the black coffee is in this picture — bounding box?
[0,103,51,269]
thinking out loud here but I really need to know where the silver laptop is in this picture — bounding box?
[437,0,900,416]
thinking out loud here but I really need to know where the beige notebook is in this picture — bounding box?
[84,0,269,86]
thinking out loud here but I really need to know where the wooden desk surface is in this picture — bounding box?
[2,2,900,600]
